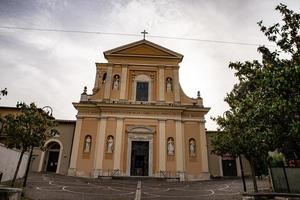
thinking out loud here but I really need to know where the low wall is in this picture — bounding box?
[270,167,300,193]
[0,187,22,200]
[0,144,29,182]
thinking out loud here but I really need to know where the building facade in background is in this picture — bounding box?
[0,40,251,182]
[0,107,75,181]
[68,40,211,180]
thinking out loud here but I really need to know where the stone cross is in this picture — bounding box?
[141,30,148,40]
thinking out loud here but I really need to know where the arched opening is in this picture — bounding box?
[45,142,61,172]
[102,72,107,84]
[166,77,173,92]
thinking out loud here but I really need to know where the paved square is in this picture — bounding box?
[25,173,269,200]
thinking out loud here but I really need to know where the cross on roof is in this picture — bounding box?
[141,30,148,40]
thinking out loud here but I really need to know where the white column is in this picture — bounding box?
[175,120,184,172]
[68,118,83,176]
[104,65,113,99]
[158,66,165,102]
[173,68,180,103]
[119,65,128,100]
[158,120,166,171]
[92,117,107,177]
[113,118,124,171]
[199,122,209,173]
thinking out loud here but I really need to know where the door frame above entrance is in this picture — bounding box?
[38,139,63,173]
[126,126,154,176]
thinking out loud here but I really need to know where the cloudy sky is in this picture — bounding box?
[0,0,299,130]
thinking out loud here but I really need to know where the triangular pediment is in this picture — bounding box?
[104,40,183,61]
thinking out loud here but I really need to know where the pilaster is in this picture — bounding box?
[92,117,107,178]
[158,66,165,102]
[104,64,113,99]
[68,118,83,176]
[175,120,185,172]
[119,65,128,100]
[113,118,124,171]
[199,121,209,175]
[158,119,166,171]
[93,68,100,93]
[173,68,180,103]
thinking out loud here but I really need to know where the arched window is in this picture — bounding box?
[134,74,151,101]
[84,135,92,153]
[189,138,196,156]
[112,74,120,90]
[106,135,114,153]
[167,137,175,155]
[166,77,173,92]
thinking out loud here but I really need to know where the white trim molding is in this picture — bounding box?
[132,74,152,102]
[126,126,154,176]
[38,139,63,174]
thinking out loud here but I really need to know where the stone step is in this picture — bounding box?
[98,175,179,181]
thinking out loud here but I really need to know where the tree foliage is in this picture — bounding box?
[2,102,57,186]
[0,88,8,100]
[212,4,300,191]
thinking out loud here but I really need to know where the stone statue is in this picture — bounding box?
[113,75,120,90]
[166,78,172,92]
[84,136,91,153]
[107,136,114,153]
[167,138,175,155]
[189,139,195,156]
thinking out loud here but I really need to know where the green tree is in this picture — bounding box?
[2,102,57,187]
[0,88,8,100]
[212,4,300,192]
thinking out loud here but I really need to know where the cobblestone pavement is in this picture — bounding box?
[25,173,270,200]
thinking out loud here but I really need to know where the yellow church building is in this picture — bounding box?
[68,39,210,180]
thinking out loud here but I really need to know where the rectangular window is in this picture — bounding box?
[136,82,149,101]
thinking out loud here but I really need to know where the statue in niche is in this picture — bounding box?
[189,139,196,156]
[102,72,107,84]
[107,136,114,153]
[167,138,175,155]
[113,75,120,90]
[84,136,92,153]
[166,78,172,92]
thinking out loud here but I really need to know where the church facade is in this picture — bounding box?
[68,40,210,180]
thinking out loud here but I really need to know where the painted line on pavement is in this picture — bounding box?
[134,181,141,200]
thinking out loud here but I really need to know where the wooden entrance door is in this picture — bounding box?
[222,155,237,176]
[130,141,149,176]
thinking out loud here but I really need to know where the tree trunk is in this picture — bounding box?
[11,149,25,187]
[249,158,258,192]
[22,146,33,189]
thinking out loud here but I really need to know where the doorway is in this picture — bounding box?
[130,141,149,176]
[46,142,60,172]
[222,155,237,176]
